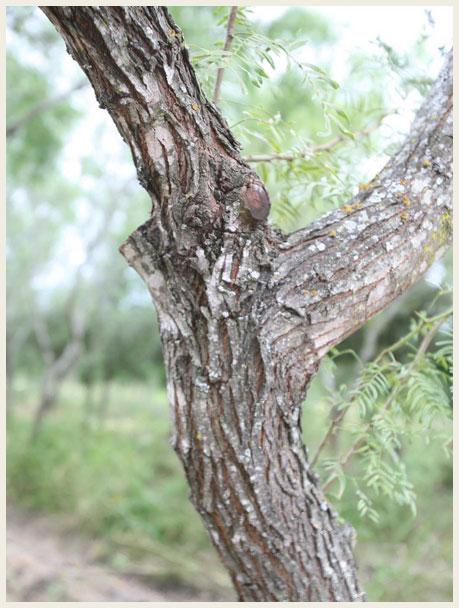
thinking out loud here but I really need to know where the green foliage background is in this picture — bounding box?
[6,6,452,601]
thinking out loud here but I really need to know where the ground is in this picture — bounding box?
[6,505,235,602]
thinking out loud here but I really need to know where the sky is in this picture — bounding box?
[253,6,451,63]
[7,6,453,290]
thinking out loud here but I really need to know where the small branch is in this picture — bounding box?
[212,6,238,106]
[321,314,451,494]
[6,79,86,138]
[375,306,453,364]
[244,123,382,163]
[310,407,347,468]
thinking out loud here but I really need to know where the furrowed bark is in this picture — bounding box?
[42,6,452,602]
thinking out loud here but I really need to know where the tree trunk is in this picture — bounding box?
[29,198,116,441]
[97,377,112,429]
[41,6,452,601]
[29,340,82,442]
[80,378,94,433]
[6,325,30,413]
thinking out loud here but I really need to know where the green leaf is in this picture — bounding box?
[302,62,327,75]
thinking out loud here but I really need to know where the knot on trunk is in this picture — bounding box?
[240,179,271,221]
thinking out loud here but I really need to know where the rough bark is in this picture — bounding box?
[41,6,452,602]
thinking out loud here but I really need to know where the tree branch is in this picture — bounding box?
[311,407,347,468]
[41,6,254,248]
[244,122,383,163]
[32,313,54,367]
[259,51,452,402]
[212,6,238,106]
[6,79,86,137]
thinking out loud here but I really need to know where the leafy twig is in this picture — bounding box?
[321,312,451,494]
[212,6,238,106]
[244,123,381,163]
[312,306,452,471]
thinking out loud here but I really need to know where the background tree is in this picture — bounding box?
[6,6,452,602]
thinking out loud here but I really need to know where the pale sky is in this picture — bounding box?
[253,6,451,64]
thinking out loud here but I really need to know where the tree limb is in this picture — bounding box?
[42,5,253,249]
[259,51,452,402]
[29,194,118,442]
[212,6,238,106]
[32,314,54,367]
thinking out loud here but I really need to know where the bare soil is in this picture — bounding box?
[6,505,234,602]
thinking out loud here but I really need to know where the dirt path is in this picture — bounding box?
[7,506,234,602]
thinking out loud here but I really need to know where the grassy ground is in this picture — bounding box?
[7,376,452,601]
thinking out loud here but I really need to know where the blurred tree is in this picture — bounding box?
[79,305,163,431]
[6,8,163,429]
[6,39,82,410]
[29,199,116,441]
[8,5,452,602]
